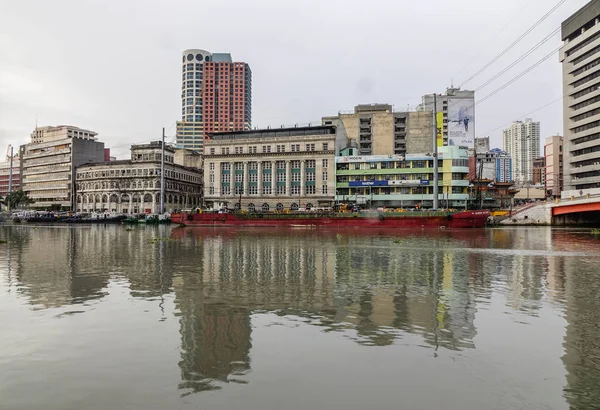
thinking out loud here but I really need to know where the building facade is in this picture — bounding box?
[20,126,105,210]
[335,146,470,209]
[176,49,252,152]
[475,137,490,154]
[75,142,203,214]
[544,135,564,197]
[470,148,512,183]
[419,87,475,148]
[203,126,336,211]
[560,1,600,192]
[322,104,433,157]
[0,146,20,197]
[502,118,541,185]
[532,157,545,186]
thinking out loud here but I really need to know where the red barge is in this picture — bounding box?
[171,209,490,229]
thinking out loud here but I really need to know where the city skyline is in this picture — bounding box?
[0,0,591,158]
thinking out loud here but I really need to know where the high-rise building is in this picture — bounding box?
[176,49,252,152]
[20,125,105,210]
[475,137,490,154]
[0,146,20,197]
[321,104,433,156]
[544,135,564,197]
[471,148,512,183]
[560,1,600,193]
[502,118,540,185]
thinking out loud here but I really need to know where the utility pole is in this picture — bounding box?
[7,145,13,212]
[160,128,165,214]
[432,94,439,210]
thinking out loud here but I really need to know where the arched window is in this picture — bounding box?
[121,194,130,202]
[144,181,148,188]
[132,194,140,203]
[156,193,161,203]
[262,203,270,211]
[276,203,283,211]
[83,196,88,203]
[174,196,178,204]
[305,203,313,210]
[102,195,109,203]
[110,194,119,203]
[290,203,298,211]
[155,180,161,189]
[248,203,255,212]
[131,181,136,189]
[77,195,82,203]
[234,203,241,210]
[168,194,173,203]
[95,194,101,203]
[144,194,152,203]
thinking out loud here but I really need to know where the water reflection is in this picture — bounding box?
[1,225,600,408]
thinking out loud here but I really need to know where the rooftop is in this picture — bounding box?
[562,0,600,41]
[207,125,336,141]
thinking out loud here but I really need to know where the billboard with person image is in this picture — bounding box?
[447,98,474,147]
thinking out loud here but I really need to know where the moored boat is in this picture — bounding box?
[171,209,490,229]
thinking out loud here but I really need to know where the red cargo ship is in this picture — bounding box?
[170,209,490,229]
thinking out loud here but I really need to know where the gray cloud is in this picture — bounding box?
[0,0,589,157]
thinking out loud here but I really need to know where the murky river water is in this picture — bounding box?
[1,224,599,410]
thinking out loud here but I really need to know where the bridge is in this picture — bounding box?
[501,188,600,226]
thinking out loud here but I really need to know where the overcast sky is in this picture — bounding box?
[0,0,591,158]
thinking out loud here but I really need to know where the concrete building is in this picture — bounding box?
[31,125,97,144]
[203,126,336,211]
[0,146,20,197]
[335,145,470,209]
[419,87,475,148]
[470,148,512,183]
[502,118,541,185]
[176,49,252,152]
[560,1,600,192]
[532,157,545,186]
[475,137,490,154]
[20,126,105,210]
[321,104,433,157]
[544,135,564,197]
[75,142,203,214]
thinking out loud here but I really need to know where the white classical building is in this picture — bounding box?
[75,142,203,213]
[203,126,336,211]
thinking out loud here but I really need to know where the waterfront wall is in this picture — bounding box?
[500,204,552,226]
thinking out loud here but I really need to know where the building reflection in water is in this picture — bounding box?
[5,224,600,404]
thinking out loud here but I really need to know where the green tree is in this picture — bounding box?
[2,189,34,210]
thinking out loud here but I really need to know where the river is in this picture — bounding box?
[0,224,599,410]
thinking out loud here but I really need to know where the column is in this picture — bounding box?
[271,161,276,196]
[243,161,249,196]
[152,192,156,213]
[300,159,306,197]
[286,160,291,196]
[257,161,263,196]
[129,197,133,214]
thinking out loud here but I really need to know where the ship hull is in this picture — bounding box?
[171,210,490,229]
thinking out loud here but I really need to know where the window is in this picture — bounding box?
[221,147,230,155]
[291,173,301,182]
[306,143,315,151]
[276,185,286,195]
[306,185,316,194]
[235,146,244,154]
[321,185,328,194]
[370,163,378,169]
[353,163,361,170]
[222,163,231,171]
[262,203,270,211]
[291,144,300,152]
[277,173,286,182]
[249,146,257,154]
[306,160,316,168]
[276,144,286,153]
[209,174,214,183]
[235,162,244,170]
[322,159,328,167]
[209,162,215,170]
[452,159,469,167]
[262,161,272,169]
[306,172,315,181]
[322,171,328,181]
[262,145,271,153]
[291,186,300,195]
[222,185,231,195]
[276,161,286,169]
[249,186,258,195]
[209,148,215,155]
[263,186,272,195]
[249,173,258,182]
[209,187,215,195]
[323,143,329,151]
[291,160,301,168]
[263,173,272,182]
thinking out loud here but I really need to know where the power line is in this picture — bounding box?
[477,46,560,105]
[453,0,536,78]
[474,27,561,91]
[458,0,568,88]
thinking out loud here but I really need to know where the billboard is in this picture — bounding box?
[336,154,404,163]
[436,112,444,147]
[348,180,429,187]
[447,98,474,147]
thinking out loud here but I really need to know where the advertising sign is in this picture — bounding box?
[336,154,404,163]
[388,179,430,186]
[349,180,388,187]
[436,112,444,147]
[447,98,475,147]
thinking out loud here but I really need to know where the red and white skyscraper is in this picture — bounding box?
[176,49,252,152]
